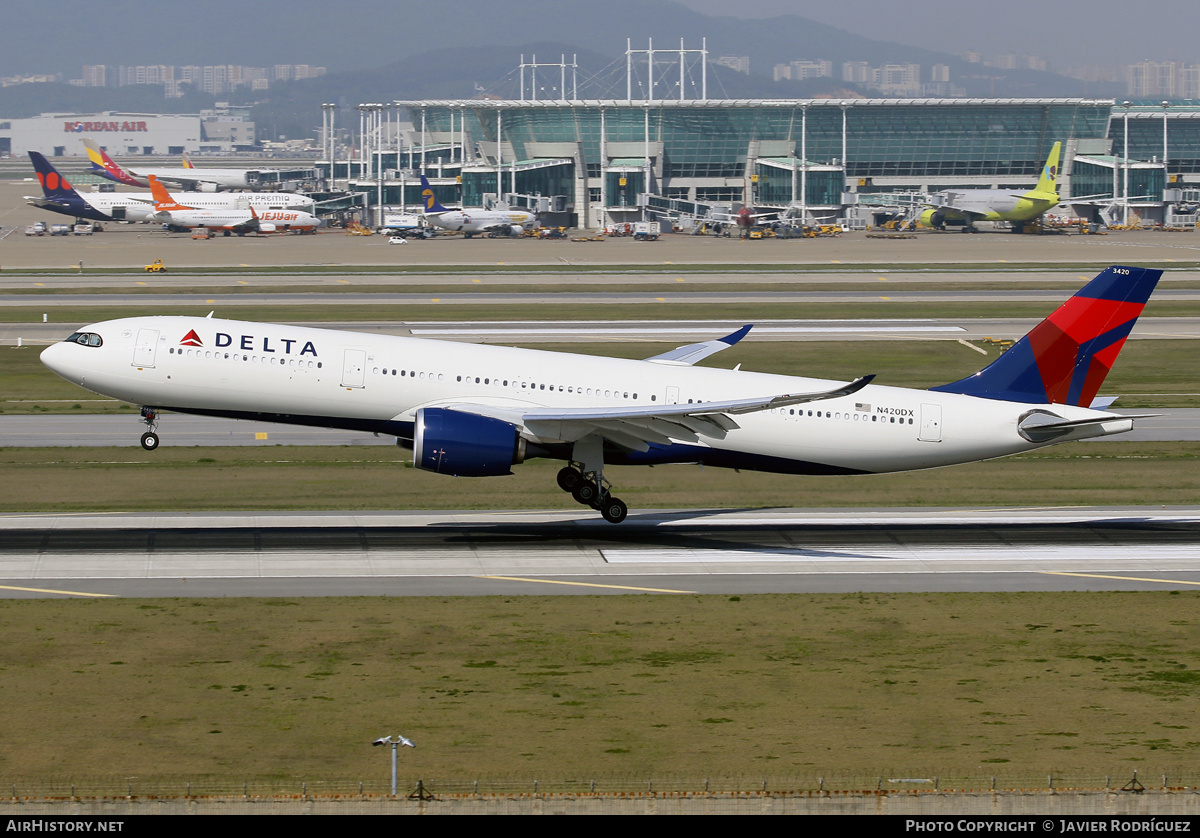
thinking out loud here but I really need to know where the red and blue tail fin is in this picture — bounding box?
[931,265,1161,407]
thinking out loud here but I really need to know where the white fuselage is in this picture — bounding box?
[425,209,536,235]
[29,191,316,224]
[153,207,321,232]
[126,167,256,190]
[40,315,1123,476]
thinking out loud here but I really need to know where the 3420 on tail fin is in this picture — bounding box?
[931,265,1161,407]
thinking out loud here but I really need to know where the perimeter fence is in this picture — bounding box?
[1,771,1190,800]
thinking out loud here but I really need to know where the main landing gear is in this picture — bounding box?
[139,406,160,451]
[556,465,628,524]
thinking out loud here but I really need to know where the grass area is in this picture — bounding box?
[0,442,1197,513]
[6,338,1199,414]
[1,592,1199,785]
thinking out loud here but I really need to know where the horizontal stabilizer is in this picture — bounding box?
[1017,410,1157,443]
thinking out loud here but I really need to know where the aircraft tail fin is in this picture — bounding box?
[81,137,147,187]
[931,265,1161,407]
[1032,141,1062,197]
[182,151,195,169]
[28,151,83,200]
[418,175,450,213]
[148,175,194,211]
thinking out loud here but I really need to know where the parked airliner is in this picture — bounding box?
[148,176,321,235]
[418,175,536,236]
[39,266,1159,523]
[25,152,315,225]
[84,138,275,192]
[920,142,1062,233]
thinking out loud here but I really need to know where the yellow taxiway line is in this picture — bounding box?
[0,584,115,598]
[479,576,694,594]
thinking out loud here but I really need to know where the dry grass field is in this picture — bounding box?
[1,592,1198,790]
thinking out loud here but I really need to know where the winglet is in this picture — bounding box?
[645,325,754,366]
[719,324,753,346]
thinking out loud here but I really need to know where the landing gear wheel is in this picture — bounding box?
[599,496,628,524]
[571,480,598,506]
[140,432,159,451]
[556,467,582,492]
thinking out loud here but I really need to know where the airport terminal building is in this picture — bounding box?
[330,98,1199,228]
[0,111,257,159]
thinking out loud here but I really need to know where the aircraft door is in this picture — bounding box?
[666,386,680,404]
[132,328,159,368]
[918,403,942,442]
[341,348,367,388]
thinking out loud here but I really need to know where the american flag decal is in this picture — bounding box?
[855,403,871,412]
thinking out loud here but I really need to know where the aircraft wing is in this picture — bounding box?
[429,375,875,452]
[644,325,752,366]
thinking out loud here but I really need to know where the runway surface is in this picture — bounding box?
[5,409,1199,446]
[2,507,1199,598]
[6,288,1200,308]
[7,316,1200,347]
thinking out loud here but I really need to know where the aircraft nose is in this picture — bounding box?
[40,340,83,384]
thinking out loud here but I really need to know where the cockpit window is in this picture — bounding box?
[64,332,103,347]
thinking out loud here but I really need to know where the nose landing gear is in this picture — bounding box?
[139,406,160,450]
[557,464,628,524]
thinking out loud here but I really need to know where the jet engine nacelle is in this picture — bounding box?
[258,223,277,233]
[919,208,964,229]
[413,407,526,476]
[196,182,219,193]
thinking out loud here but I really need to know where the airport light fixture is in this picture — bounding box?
[1163,100,1170,172]
[372,734,415,796]
[1123,101,1131,227]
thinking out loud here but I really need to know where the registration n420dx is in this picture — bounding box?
[40,266,1160,523]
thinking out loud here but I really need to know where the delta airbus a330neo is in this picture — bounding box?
[40,266,1159,523]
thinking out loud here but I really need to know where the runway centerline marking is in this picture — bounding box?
[479,576,695,593]
[0,584,114,598]
[1042,572,1200,587]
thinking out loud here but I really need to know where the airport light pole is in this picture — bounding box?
[1123,101,1131,227]
[800,104,808,225]
[1163,100,1170,173]
[372,734,415,796]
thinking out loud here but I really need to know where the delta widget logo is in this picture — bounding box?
[180,329,203,347]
